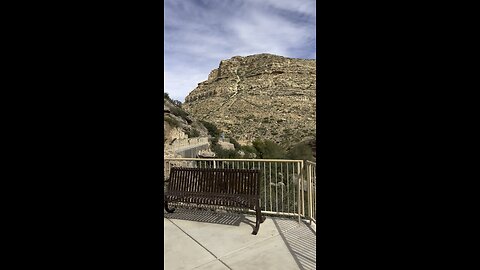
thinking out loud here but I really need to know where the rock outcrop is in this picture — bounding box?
[164,97,210,158]
[183,53,316,149]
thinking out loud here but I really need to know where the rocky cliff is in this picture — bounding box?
[164,97,211,158]
[183,53,316,149]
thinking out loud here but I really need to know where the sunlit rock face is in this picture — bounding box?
[183,53,316,149]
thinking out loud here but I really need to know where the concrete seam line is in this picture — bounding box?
[214,233,283,260]
[192,259,233,270]
[167,219,233,270]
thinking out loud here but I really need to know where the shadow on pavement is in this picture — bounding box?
[273,218,316,270]
[164,207,258,231]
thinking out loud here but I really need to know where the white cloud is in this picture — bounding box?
[244,0,316,18]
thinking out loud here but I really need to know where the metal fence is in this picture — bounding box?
[164,158,316,223]
[305,160,316,224]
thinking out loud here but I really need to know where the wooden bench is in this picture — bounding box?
[164,167,266,235]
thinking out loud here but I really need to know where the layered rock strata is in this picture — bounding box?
[183,53,316,149]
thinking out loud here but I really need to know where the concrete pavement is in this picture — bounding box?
[164,208,316,270]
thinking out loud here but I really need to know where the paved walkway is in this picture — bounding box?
[164,208,316,270]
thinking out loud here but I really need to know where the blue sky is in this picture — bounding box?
[164,0,316,102]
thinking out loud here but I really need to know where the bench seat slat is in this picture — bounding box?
[165,192,258,208]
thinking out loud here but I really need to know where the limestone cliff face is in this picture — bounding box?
[183,54,316,149]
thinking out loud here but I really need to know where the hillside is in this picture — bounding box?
[163,95,210,158]
[182,53,316,150]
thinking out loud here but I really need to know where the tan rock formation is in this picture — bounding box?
[183,53,316,149]
[164,98,210,158]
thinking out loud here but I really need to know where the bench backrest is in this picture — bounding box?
[168,167,260,196]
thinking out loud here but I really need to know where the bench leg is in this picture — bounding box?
[164,199,175,213]
[252,206,266,235]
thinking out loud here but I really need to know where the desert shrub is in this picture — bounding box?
[287,142,314,161]
[228,136,240,149]
[200,120,221,138]
[164,92,172,103]
[170,106,188,119]
[252,139,287,159]
[164,116,179,128]
[240,145,259,158]
[187,129,200,138]
[172,100,182,107]
[212,144,240,159]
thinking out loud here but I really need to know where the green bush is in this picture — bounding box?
[228,136,240,149]
[187,129,200,138]
[200,120,221,138]
[212,144,240,159]
[287,142,315,161]
[164,116,179,128]
[170,106,188,119]
[240,145,259,158]
[172,100,182,107]
[211,136,219,145]
[164,92,172,103]
[252,139,287,159]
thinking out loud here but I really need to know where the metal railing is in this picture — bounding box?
[164,158,316,223]
[305,160,316,224]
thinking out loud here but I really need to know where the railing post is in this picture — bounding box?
[297,161,301,223]
[297,161,304,224]
[308,162,313,224]
[302,161,305,221]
